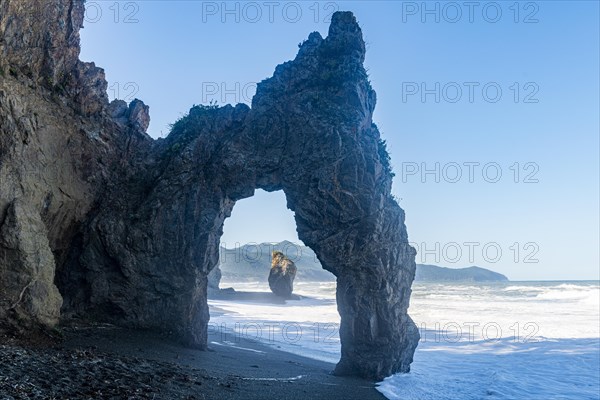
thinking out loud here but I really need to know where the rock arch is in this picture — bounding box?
[0,3,418,380]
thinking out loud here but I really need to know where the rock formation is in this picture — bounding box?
[207,264,222,293]
[268,251,297,298]
[217,242,336,282]
[0,0,419,380]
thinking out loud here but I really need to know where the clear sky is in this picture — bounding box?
[79,1,599,280]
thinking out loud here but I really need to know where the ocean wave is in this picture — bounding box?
[534,286,600,305]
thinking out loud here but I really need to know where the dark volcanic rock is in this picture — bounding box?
[0,200,62,329]
[128,99,150,132]
[0,0,84,86]
[207,264,222,293]
[268,251,298,298]
[0,0,152,333]
[0,2,419,380]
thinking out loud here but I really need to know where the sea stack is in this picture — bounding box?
[268,251,297,298]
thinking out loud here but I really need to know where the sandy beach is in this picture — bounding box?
[0,321,384,400]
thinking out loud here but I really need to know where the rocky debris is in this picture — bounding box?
[0,1,419,380]
[268,251,298,298]
[0,323,386,400]
[0,344,214,399]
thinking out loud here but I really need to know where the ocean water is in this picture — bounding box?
[208,280,600,399]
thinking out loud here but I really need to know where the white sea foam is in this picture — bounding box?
[209,280,600,399]
[241,375,305,381]
[376,336,599,400]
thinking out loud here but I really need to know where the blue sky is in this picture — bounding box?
[79,1,599,280]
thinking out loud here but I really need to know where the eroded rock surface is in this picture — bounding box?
[0,200,62,329]
[268,251,297,298]
[0,0,418,380]
[0,0,151,332]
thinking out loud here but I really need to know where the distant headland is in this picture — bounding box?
[212,241,509,284]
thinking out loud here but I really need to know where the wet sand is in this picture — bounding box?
[209,288,305,303]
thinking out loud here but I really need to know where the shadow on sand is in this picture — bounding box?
[209,289,305,304]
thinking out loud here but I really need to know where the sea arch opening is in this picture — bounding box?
[207,188,340,364]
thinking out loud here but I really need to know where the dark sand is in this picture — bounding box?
[209,289,307,303]
[0,321,386,399]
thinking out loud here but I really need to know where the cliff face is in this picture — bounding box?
[0,0,418,380]
[0,0,151,332]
